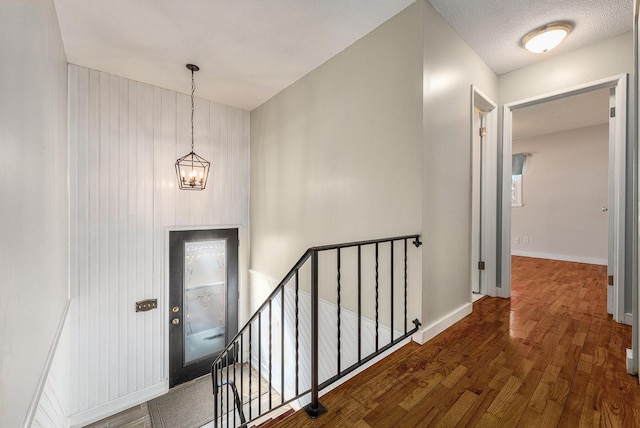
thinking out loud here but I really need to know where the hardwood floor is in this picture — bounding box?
[273,256,640,427]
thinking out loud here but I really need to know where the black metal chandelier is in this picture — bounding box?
[175,64,210,190]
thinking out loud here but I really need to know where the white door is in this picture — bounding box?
[471,108,483,294]
[606,88,616,314]
[470,86,497,298]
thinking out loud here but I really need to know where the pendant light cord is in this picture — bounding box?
[190,68,195,153]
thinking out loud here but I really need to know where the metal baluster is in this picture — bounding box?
[375,242,379,352]
[248,323,252,421]
[358,245,362,363]
[226,352,229,427]
[258,313,262,416]
[269,300,273,410]
[281,287,285,405]
[390,241,394,343]
[404,239,408,335]
[240,332,244,422]
[337,248,341,375]
[295,269,299,397]
[213,361,218,427]
[233,343,236,427]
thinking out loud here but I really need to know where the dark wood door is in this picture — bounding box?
[169,228,238,388]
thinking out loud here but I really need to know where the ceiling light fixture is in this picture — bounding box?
[522,21,573,53]
[176,64,210,190]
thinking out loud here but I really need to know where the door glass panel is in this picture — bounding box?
[183,239,226,365]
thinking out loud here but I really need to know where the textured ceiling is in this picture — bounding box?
[53,0,633,110]
[428,0,633,75]
[53,0,414,110]
[512,88,610,140]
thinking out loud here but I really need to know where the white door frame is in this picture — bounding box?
[470,85,498,298]
[633,0,639,377]
[500,75,628,324]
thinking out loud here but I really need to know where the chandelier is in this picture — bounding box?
[175,64,210,190]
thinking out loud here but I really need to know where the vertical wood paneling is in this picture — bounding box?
[98,71,110,406]
[33,310,70,428]
[108,73,120,402]
[127,79,138,396]
[88,68,100,410]
[68,65,250,422]
[67,65,79,415]
[118,76,129,398]
[152,85,163,384]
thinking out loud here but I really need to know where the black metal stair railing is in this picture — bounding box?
[211,235,422,428]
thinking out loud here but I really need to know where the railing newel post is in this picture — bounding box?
[303,249,327,419]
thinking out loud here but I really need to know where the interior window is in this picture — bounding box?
[512,174,523,207]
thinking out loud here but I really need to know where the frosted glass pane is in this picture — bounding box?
[183,239,226,364]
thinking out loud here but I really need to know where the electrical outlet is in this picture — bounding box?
[514,237,520,244]
[523,236,529,243]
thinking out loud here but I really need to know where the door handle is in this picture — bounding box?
[171,317,180,325]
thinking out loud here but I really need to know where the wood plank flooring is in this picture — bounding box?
[273,256,640,427]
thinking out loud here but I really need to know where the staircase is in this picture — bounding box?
[211,235,423,427]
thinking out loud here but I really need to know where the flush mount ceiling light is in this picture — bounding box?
[522,21,574,53]
[175,64,210,190]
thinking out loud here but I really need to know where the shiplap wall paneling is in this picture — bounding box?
[33,307,70,428]
[210,103,227,224]
[68,64,250,424]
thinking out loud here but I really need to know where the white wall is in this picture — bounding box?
[499,33,632,105]
[0,1,69,427]
[421,1,498,326]
[511,125,609,264]
[250,2,424,320]
[250,0,500,337]
[67,65,250,426]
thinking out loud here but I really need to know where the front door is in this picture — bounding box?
[169,228,238,388]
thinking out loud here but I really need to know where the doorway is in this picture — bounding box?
[500,75,627,323]
[470,86,498,298]
[510,89,610,292]
[169,228,239,387]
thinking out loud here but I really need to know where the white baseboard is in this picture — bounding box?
[411,303,472,345]
[69,381,167,428]
[626,348,636,375]
[624,312,632,326]
[511,250,607,266]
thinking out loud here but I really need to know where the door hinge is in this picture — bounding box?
[479,127,487,137]
[478,261,485,270]
[610,107,615,118]
[608,275,614,286]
